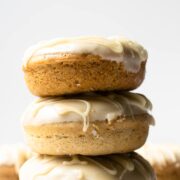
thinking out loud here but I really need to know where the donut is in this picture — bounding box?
[19,152,156,180]
[23,36,148,96]
[21,92,154,155]
[0,144,30,180]
[137,144,180,180]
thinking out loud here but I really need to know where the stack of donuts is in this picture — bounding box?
[20,36,156,180]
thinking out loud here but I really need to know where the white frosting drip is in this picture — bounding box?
[23,36,148,73]
[19,153,156,180]
[21,92,154,132]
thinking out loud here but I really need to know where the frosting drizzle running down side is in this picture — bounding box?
[21,92,154,132]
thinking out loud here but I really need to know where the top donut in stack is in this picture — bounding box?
[21,36,154,156]
[23,36,147,97]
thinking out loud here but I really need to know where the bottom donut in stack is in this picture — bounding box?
[19,153,156,180]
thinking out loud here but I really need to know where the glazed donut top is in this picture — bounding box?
[22,92,154,132]
[0,144,30,172]
[23,36,148,73]
[19,153,156,180]
[137,144,180,175]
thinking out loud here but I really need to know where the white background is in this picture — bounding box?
[0,0,179,144]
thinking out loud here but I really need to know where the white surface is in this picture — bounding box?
[0,0,179,144]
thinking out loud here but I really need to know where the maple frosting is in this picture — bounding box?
[23,36,148,72]
[19,153,156,180]
[22,92,153,132]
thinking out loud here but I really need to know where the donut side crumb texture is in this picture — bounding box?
[157,174,180,180]
[23,54,146,96]
[0,165,18,180]
[23,114,152,155]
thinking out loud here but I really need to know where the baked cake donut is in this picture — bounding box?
[138,144,180,180]
[0,144,30,180]
[23,36,148,96]
[19,152,156,180]
[21,92,154,155]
